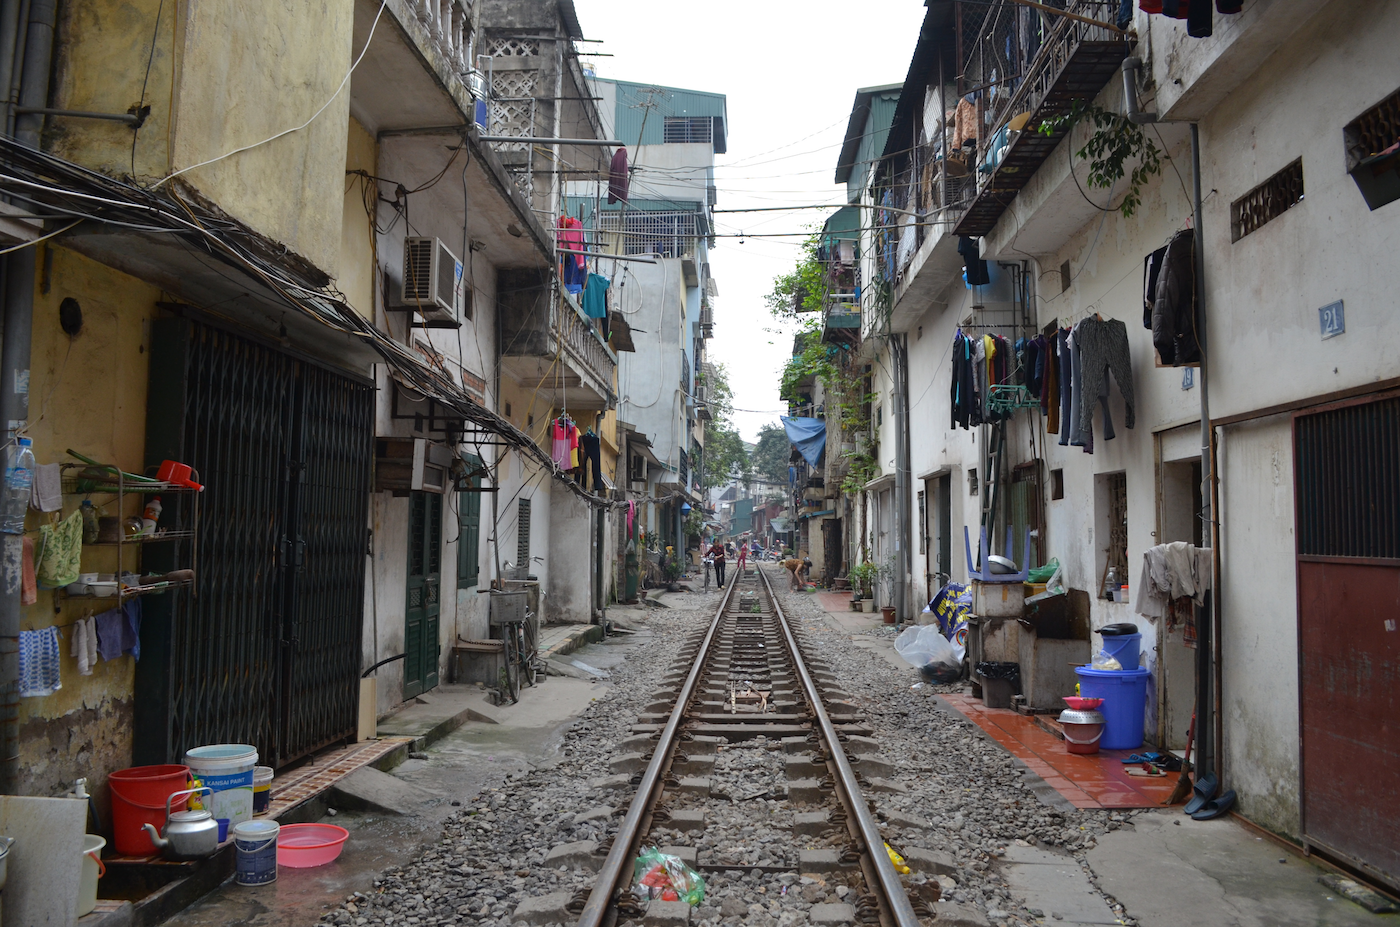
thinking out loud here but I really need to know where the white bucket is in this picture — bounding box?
[185,744,258,828]
[233,819,279,886]
[78,834,105,917]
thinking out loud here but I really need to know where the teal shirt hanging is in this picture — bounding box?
[582,273,610,319]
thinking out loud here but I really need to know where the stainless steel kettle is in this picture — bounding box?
[141,788,219,860]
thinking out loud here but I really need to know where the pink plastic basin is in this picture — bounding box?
[276,823,349,868]
[1062,696,1104,710]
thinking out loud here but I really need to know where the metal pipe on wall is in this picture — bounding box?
[0,0,55,794]
[1190,122,1216,782]
[892,334,911,623]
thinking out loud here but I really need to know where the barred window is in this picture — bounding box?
[1231,159,1304,241]
[663,117,713,145]
[598,210,696,258]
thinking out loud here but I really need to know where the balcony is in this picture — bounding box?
[821,292,861,345]
[951,0,1130,238]
[499,275,617,411]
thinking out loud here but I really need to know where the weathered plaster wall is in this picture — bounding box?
[617,259,686,468]
[49,0,178,178]
[170,0,354,274]
[19,247,162,805]
[339,117,379,319]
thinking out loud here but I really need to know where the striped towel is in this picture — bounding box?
[19,626,62,697]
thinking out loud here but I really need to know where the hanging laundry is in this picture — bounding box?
[30,462,62,512]
[1076,317,1137,436]
[551,419,571,468]
[1057,328,1073,446]
[1042,331,1060,433]
[569,421,581,471]
[607,147,630,204]
[1135,541,1211,622]
[579,431,602,492]
[36,509,83,588]
[95,602,141,662]
[19,626,62,696]
[582,273,610,320]
[1152,229,1202,365]
[958,236,990,287]
[70,615,98,676]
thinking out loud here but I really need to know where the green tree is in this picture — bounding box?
[751,422,790,484]
[764,231,825,320]
[700,363,749,490]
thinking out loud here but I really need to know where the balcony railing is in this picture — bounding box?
[408,0,475,80]
[951,0,1129,236]
[557,291,617,389]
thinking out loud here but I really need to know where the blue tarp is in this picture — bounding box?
[782,416,827,468]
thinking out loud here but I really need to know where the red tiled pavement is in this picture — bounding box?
[814,590,854,613]
[941,692,1183,809]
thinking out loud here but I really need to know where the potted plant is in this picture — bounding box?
[847,561,878,605]
[662,546,684,592]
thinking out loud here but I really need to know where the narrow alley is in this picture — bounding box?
[0,1,1395,926]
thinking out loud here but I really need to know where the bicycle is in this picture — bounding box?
[496,608,539,705]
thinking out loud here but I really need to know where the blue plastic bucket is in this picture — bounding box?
[233,819,279,885]
[185,745,258,828]
[1075,666,1151,750]
[1099,632,1142,670]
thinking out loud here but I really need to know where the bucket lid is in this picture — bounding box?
[185,744,258,766]
[232,819,279,838]
[1076,665,1151,678]
[1099,623,1139,636]
[1058,709,1106,724]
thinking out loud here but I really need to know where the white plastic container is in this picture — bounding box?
[78,834,105,916]
[185,744,258,828]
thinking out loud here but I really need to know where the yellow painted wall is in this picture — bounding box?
[19,246,162,800]
[49,0,179,178]
[339,117,378,319]
[168,0,354,274]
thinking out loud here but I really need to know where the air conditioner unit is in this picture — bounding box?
[374,437,454,495]
[400,237,463,321]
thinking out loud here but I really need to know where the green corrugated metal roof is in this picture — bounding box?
[601,79,728,153]
[822,206,860,240]
[835,84,902,203]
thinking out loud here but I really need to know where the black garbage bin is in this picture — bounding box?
[974,661,1021,709]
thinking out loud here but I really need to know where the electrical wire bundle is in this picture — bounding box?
[0,135,684,511]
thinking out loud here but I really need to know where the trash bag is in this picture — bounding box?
[1027,558,1060,583]
[1091,650,1123,671]
[634,846,706,906]
[974,661,1021,683]
[896,625,963,684]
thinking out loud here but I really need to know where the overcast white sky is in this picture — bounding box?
[572,1,926,442]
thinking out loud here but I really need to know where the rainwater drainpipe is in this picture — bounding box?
[0,0,55,795]
[892,334,911,625]
[1123,56,1217,782]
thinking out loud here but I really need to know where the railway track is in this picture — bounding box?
[573,565,927,927]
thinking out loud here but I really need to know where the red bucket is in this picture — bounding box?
[109,764,190,856]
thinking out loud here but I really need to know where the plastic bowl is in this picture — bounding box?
[1062,696,1104,710]
[276,823,349,868]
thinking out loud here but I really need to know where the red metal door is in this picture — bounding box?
[1294,394,1400,889]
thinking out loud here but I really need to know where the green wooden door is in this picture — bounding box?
[404,491,442,699]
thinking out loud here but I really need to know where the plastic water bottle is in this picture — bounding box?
[1,438,35,535]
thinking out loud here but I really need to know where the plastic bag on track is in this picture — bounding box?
[634,846,706,906]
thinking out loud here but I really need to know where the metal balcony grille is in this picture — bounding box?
[599,210,697,258]
[1231,159,1305,242]
[663,117,713,145]
[1295,395,1400,560]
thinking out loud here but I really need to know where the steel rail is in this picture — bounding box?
[758,568,922,927]
[574,579,739,927]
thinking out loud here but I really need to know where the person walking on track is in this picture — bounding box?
[736,542,748,579]
[708,538,727,589]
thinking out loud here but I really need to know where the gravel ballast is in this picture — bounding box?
[319,571,1141,927]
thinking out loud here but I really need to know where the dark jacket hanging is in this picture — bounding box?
[1152,229,1202,366]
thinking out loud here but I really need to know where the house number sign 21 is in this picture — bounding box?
[1319,300,1345,340]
